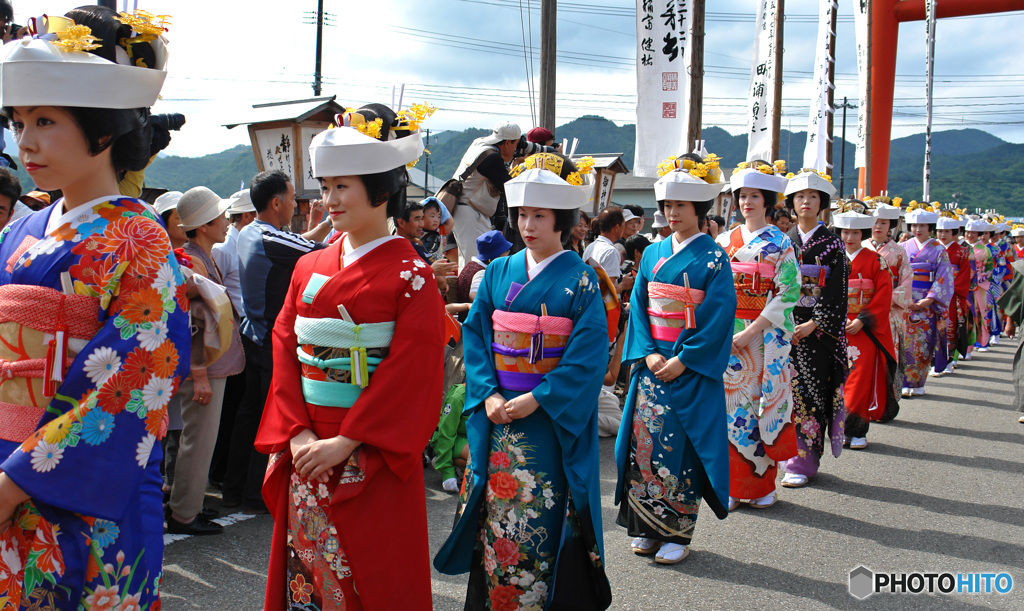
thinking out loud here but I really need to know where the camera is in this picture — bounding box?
[151,113,186,131]
[514,135,558,159]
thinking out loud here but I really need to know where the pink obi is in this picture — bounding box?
[0,284,102,444]
[848,277,876,316]
[491,310,573,392]
[731,261,776,320]
[647,281,705,343]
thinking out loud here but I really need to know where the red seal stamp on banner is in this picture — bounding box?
[662,72,678,91]
[662,102,676,119]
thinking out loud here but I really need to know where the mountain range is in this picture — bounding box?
[10,119,1023,216]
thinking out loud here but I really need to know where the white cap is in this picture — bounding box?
[1011,228,1024,237]
[505,168,589,210]
[227,189,255,214]
[784,171,836,197]
[965,219,989,232]
[482,121,522,145]
[153,191,182,215]
[0,21,167,109]
[997,223,1009,233]
[622,209,637,223]
[936,216,961,230]
[652,210,668,228]
[730,168,789,194]
[309,126,423,178]
[176,187,230,230]
[871,204,903,220]
[832,211,875,230]
[905,209,940,225]
[654,171,725,202]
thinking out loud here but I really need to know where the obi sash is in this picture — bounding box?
[731,261,775,320]
[294,274,394,408]
[0,284,102,443]
[647,281,705,343]
[848,276,875,316]
[491,310,572,392]
[796,263,831,308]
[910,261,937,292]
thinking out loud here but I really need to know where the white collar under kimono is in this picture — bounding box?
[671,231,702,254]
[913,237,930,251]
[797,223,820,245]
[45,195,121,234]
[341,234,401,267]
[846,247,863,262]
[526,249,571,280]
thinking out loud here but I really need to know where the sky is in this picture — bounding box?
[10,0,1024,159]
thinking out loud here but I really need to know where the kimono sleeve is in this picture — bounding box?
[462,263,501,413]
[859,255,893,333]
[531,278,607,440]
[761,240,799,335]
[893,247,914,311]
[810,241,849,338]
[928,248,954,310]
[678,255,736,380]
[2,215,190,521]
[338,264,445,481]
[622,250,657,366]
[254,267,313,454]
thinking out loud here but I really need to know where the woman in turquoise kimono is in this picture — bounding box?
[435,153,612,610]
[615,154,736,565]
[0,8,188,608]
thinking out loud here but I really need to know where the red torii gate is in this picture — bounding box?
[861,0,1024,195]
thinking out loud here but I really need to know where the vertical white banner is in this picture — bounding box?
[853,0,870,168]
[633,0,692,177]
[746,0,778,162]
[803,0,836,172]
[923,0,936,200]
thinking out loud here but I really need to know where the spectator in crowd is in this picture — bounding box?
[208,189,256,490]
[772,207,793,233]
[451,121,519,269]
[624,233,651,266]
[18,190,49,211]
[650,210,671,242]
[583,206,634,295]
[395,200,428,257]
[224,170,331,511]
[420,196,455,263]
[598,317,627,437]
[456,229,512,304]
[167,187,242,535]
[0,167,20,231]
[567,210,590,256]
[429,384,470,493]
[620,205,645,242]
[526,126,556,147]
[155,191,188,249]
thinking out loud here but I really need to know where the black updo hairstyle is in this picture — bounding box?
[656,153,716,218]
[2,6,154,174]
[511,151,580,238]
[349,103,413,220]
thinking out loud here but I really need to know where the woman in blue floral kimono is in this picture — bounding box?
[435,153,612,610]
[615,155,736,565]
[715,161,799,511]
[0,7,188,609]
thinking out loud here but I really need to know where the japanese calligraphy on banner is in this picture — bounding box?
[853,0,870,168]
[746,0,779,162]
[803,0,836,172]
[633,0,691,177]
[923,0,936,200]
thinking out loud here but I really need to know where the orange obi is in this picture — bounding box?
[0,284,102,444]
[848,277,876,316]
[731,261,776,320]
[491,310,572,392]
[647,281,705,343]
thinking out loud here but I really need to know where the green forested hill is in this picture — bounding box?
[12,120,1017,216]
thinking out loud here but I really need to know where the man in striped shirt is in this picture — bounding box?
[223,170,332,510]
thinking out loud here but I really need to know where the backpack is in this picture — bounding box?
[435,147,497,214]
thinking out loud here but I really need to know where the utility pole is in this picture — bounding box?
[538,0,556,130]
[770,0,785,160]
[313,0,324,96]
[837,98,857,198]
[687,0,705,152]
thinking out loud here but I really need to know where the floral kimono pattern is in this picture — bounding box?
[989,241,1008,337]
[716,225,799,500]
[0,198,189,610]
[435,250,612,610]
[865,238,913,396]
[966,241,993,349]
[783,225,848,478]
[901,238,954,390]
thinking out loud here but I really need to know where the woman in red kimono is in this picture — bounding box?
[255,104,445,610]
[834,206,895,450]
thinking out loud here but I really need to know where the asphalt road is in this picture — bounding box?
[162,339,1024,610]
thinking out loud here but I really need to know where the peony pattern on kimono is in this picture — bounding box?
[285,471,353,610]
[477,429,559,611]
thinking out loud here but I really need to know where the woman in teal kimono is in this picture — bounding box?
[615,156,736,565]
[435,153,612,610]
[0,8,188,609]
